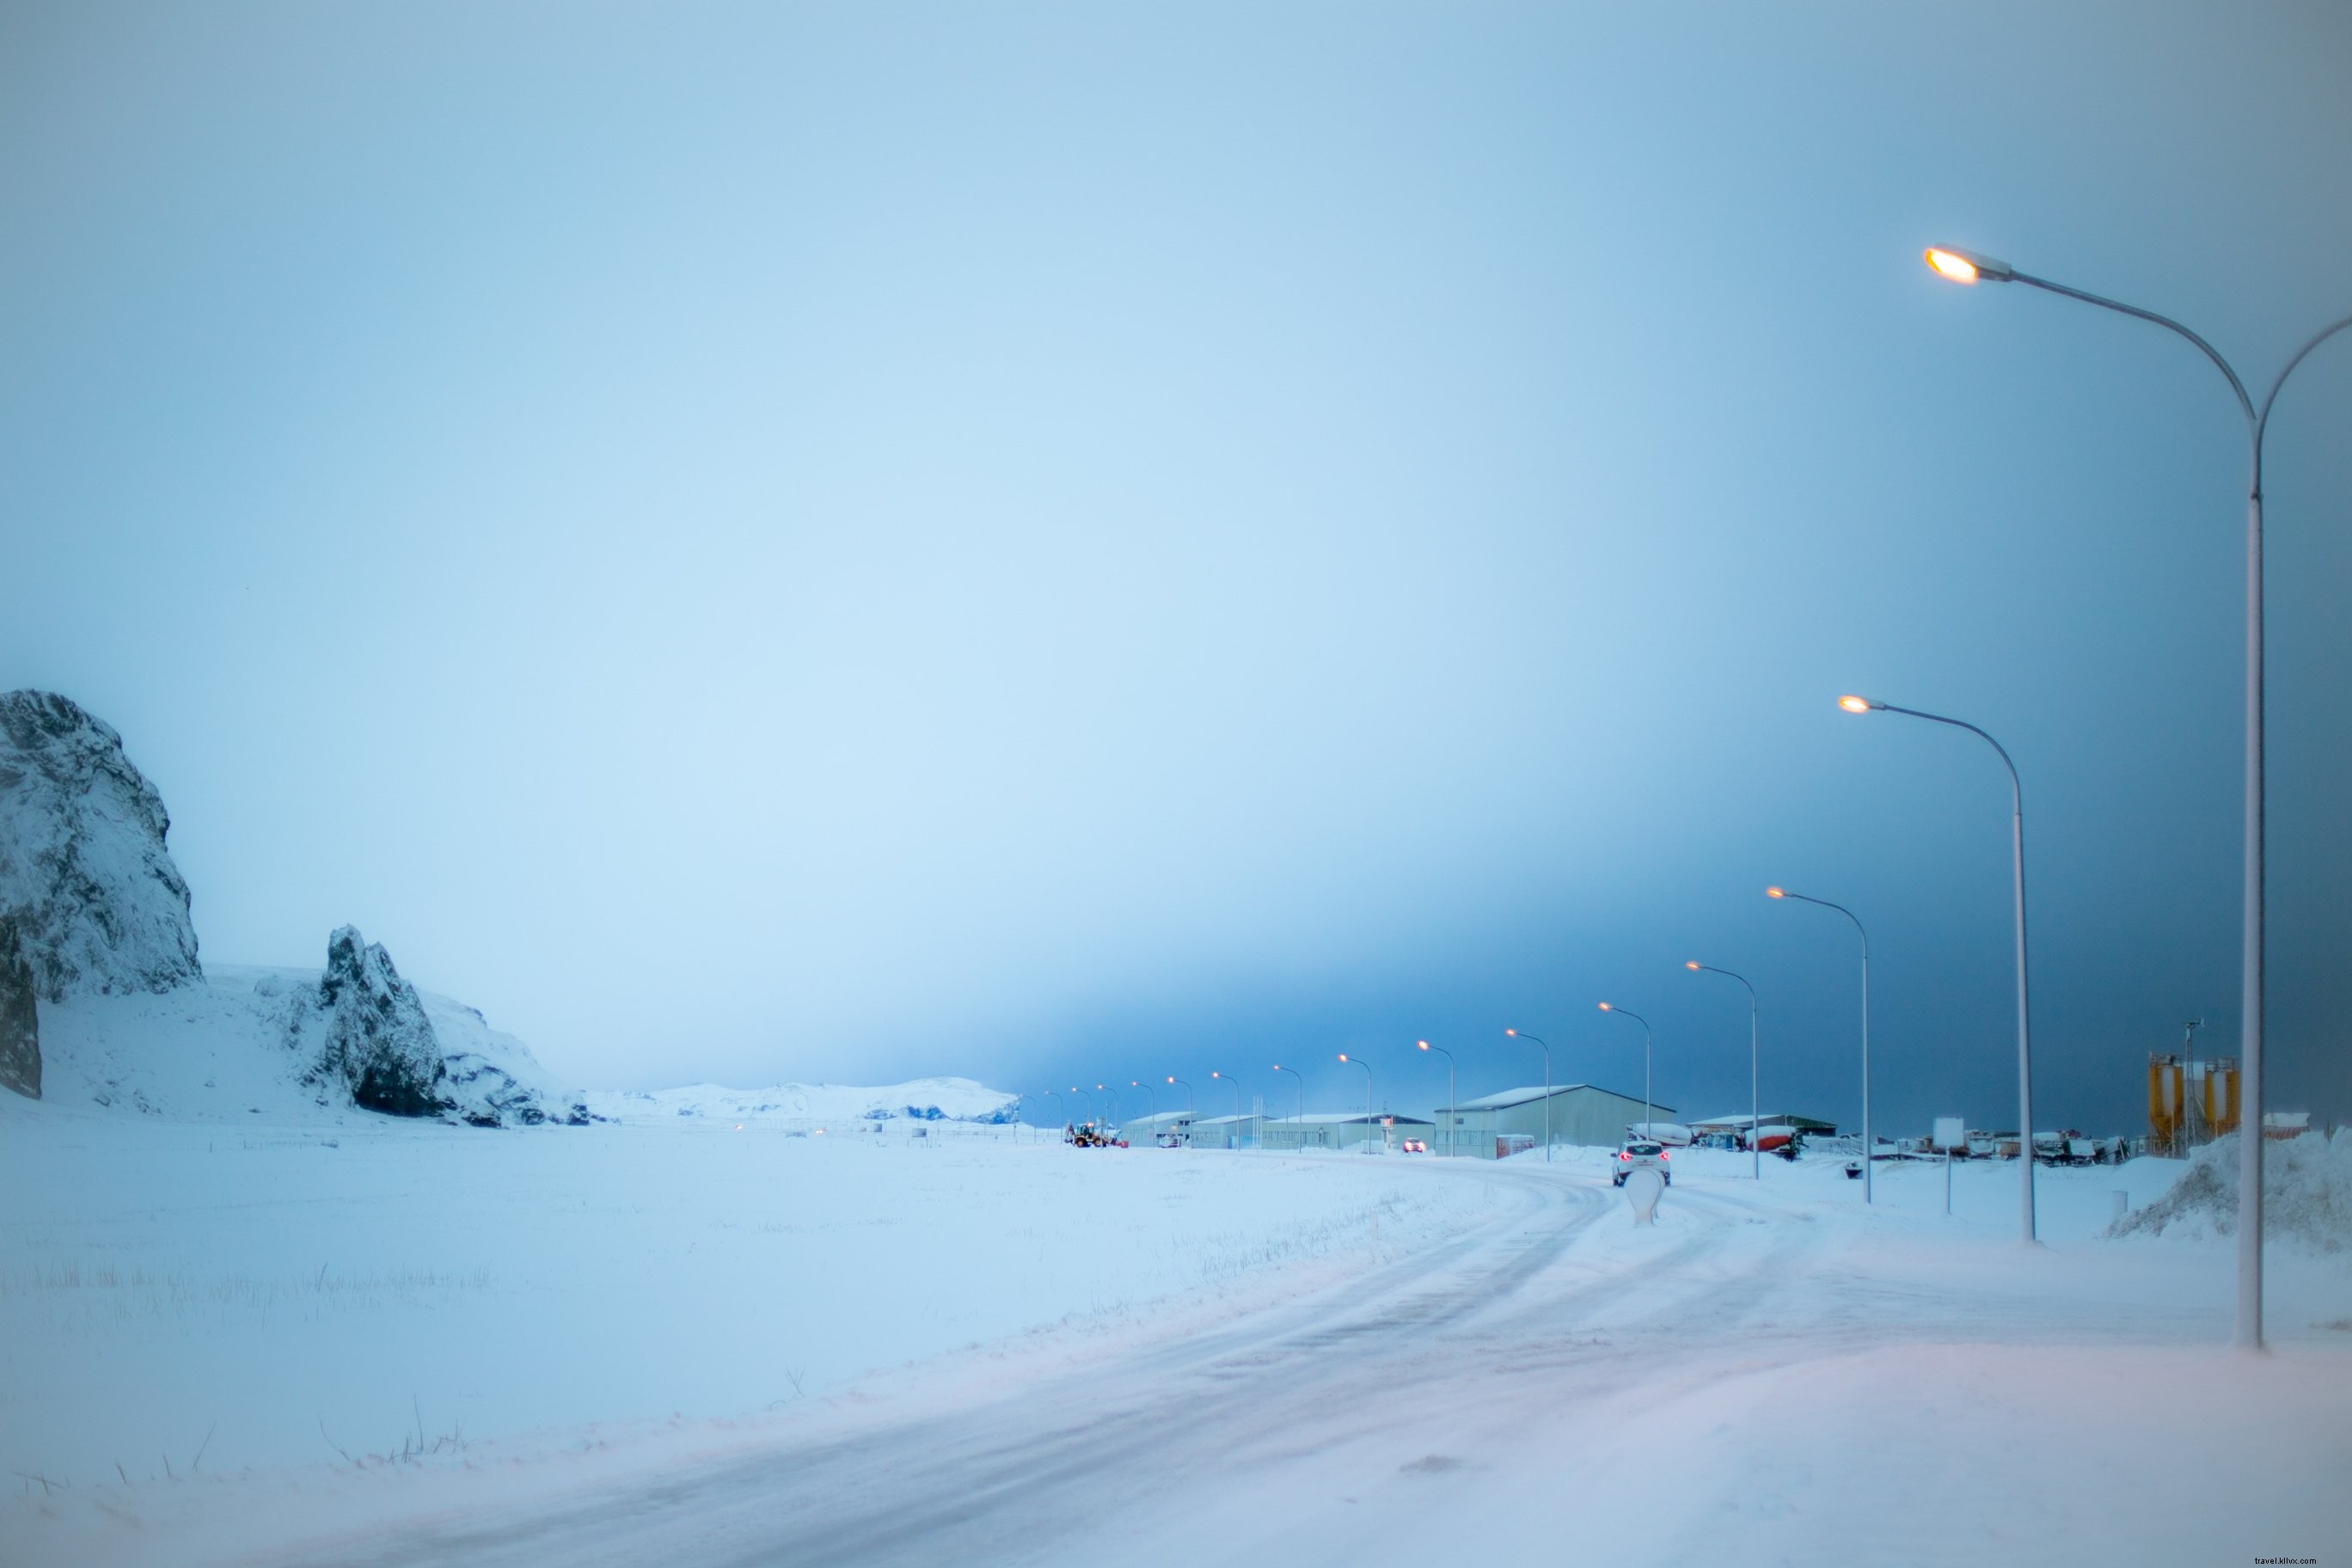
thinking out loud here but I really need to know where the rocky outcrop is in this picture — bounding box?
[0,690,201,1002]
[280,926,550,1125]
[289,926,447,1116]
[0,916,37,1099]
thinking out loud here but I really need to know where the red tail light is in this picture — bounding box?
[1660,1150,1669,1160]
[1618,1151,1630,1161]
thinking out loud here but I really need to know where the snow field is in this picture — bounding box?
[0,1108,1504,1492]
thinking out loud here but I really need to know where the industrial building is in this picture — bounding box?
[1686,1112,1839,1145]
[1435,1084,1669,1158]
[1115,1110,1196,1146]
[1255,1112,1438,1152]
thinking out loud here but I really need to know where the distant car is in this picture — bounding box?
[1613,1140,1670,1187]
[1400,1138,1427,1154]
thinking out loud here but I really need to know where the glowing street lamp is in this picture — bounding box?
[1504,1028,1552,1161]
[1417,1040,1456,1157]
[1210,1070,1247,1148]
[1596,1002,1655,1138]
[1271,1063,1305,1146]
[1764,885,1875,1202]
[1923,243,2350,1347]
[1337,1053,1374,1152]
[1070,1086,1095,1128]
[1834,695,2034,1240]
[1685,962,1761,1180]
[1132,1079,1157,1129]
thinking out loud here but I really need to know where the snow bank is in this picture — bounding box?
[2110,1130,2352,1252]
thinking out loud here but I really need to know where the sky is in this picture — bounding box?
[4,1,2349,1136]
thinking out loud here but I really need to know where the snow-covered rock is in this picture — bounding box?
[0,915,37,1099]
[278,927,554,1125]
[0,690,201,1002]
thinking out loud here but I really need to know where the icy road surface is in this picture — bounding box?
[9,1136,2348,1565]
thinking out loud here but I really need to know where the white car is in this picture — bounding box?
[1613,1140,1671,1187]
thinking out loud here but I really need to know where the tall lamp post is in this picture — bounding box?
[1684,962,1761,1181]
[1922,243,2351,1346]
[1071,1086,1094,1129]
[1271,1063,1305,1148]
[1132,1080,1157,1137]
[1836,695,2033,1240]
[1210,1071,1246,1149]
[1764,886,1874,1203]
[1504,1028,1552,1161]
[1417,1040,1456,1156]
[1167,1077,1193,1146]
[1337,1053,1374,1152]
[1596,1003,1655,1138]
[1042,1089,1063,1136]
[1099,1084,1118,1135]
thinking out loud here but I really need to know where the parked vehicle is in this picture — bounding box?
[1613,1140,1671,1187]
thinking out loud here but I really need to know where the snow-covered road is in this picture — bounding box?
[236,1154,2349,1568]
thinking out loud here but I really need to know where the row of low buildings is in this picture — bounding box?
[1115,1081,1718,1158]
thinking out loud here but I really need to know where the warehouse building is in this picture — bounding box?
[1435,1084,1671,1158]
[1686,1112,1838,1146]
[1256,1111,1439,1152]
[1116,1110,1196,1147]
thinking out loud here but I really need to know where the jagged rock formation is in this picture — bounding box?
[0,690,201,1002]
[0,916,38,1099]
[279,926,549,1125]
[306,926,444,1116]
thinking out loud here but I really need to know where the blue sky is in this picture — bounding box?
[5,2,2349,1134]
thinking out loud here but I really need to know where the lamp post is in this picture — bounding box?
[1042,1089,1063,1137]
[1132,1079,1157,1140]
[1836,695,2032,1240]
[1071,1086,1094,1130]
[1099,1084,1118,1135]
[1167,1077,1193,1146]
[1271,1063,1305,1148]
[1210,1071,1246,1148]
[1764,886,1874,1202]
[1596,1003,1654,1138]
[1923,245,2350,1346]
[1416,1040,1456,1156]
[1684,963,1761,1181]
[1504,1029,1553,1161]
[1338,1053,1373,1152]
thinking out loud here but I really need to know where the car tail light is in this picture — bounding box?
[1660,1150,1669,1160]
[1618,1151,1630,1161]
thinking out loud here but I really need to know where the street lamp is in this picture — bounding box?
[1504,1029,1553,1161]
[1271,1063,1305,1148]
[1684,963,1761,1181]
[1070,1086,1095,1129]
[1836,695,2034,1240]
[1764,886,1875,1201]
[1210,1071,1246,1149]
[1098,1083,1118,1134]
[1596,1002,1657,1138]
[1132,1079,1157,1133]
[1923,245,2350,1348]
[1337,1053,1374,1152]
[1417,1040,1456,1157]
[1167,1075,1193,1113]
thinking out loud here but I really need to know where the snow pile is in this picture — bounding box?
[582,1076,1016,1126]
[0,689,201,1001]
[2109,1130,2352,1252]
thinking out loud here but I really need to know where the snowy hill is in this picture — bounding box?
[581,1077,1019,1127]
